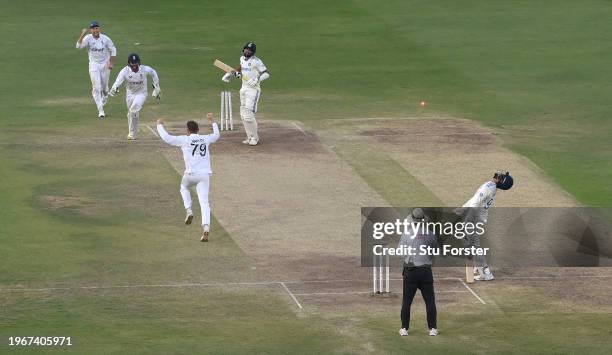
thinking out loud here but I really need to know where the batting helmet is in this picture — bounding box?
[494,170,514,190]
[128,53,141,64]
[243,42,256,54]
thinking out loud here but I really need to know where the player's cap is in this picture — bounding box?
[89,21,100,28]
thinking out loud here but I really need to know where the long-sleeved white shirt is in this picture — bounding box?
[157,123,220,174]
[462,181,497,223]
[112,65,159,95]
[76,34,116,64]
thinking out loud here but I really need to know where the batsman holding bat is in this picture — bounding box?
[456,170,514,281]
[219,42,270,146]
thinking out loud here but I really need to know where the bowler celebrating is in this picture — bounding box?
[75,21,116,118]
[222,42,269,145]
[157,113,220,242]
[110,54,161,140]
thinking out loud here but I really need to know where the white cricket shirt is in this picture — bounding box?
[113,65,159,95]
[157,123,220,174]
[240,55,267,89]
[76,34,117,64]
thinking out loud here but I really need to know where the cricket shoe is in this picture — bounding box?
[98,111,106,119]
[248,137,259,146]
[429,328,438,336]
[200,231,209,242]
[200,225,210,242]
[127,134,137,140]
[399,328,408,336]
[242,138,250,144]
[475,267,494,281]
[184,210,193,225]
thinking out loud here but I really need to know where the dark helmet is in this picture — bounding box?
[128,53,141,64]
[494,170,514,190]
[243,42,256,56]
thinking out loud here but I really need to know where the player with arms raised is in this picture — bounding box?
[221,42,270,146]
[156,113,220,242]
[110,53,161,140]
[76,21,116,118]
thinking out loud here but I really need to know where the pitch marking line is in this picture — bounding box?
[298,291,469,296]
[460,280,486,305]
[291,122,307,136]
[280,282,303,310]
[145,124,159,137]
[5,275,608,308]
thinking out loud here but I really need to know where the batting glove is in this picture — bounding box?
[233,71,241,79]
[222,72,232,83]
[109,86,119,97]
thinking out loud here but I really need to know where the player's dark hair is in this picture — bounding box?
[187,121,199,133]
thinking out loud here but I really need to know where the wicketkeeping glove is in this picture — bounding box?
[152,86,162,99]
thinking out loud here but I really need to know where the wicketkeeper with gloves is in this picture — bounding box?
[109,53,161,140]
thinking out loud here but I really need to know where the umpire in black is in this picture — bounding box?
[398,208,439,336]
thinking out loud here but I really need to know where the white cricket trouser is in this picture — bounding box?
[89,62,110,113]
[180,172,211,229]
[239,86,261,142]
[126,92,147,137]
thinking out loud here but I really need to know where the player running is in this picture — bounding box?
[75,21,117,118]
[110,53,161,140]
[456,170,514,281]
[156,113,220,242]
[221,42,270,146]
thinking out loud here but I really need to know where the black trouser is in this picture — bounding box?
[401,266,437,330]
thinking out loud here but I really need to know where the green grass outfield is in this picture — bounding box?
[1,0,611,353]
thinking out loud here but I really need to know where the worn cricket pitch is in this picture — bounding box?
[152,117,609,313]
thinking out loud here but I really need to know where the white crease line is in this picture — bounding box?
[294,290,468,296]
[145,124,159,137]
[282,277,459,284]
[497,275,612,280]
[6,275,605,293]
[0,281,281,293]
[292,122,307,136]
[460,280,486,305]
[280,282,303,310]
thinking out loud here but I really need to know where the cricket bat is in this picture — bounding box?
[466,260,474,283]
[213,59,236,73]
